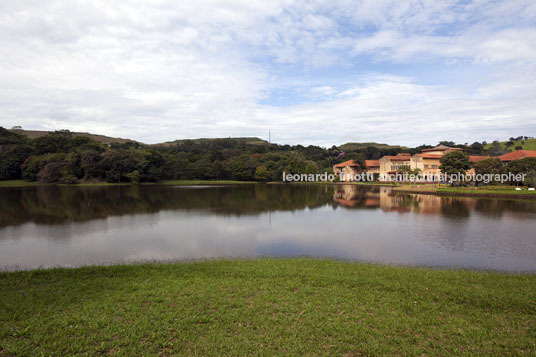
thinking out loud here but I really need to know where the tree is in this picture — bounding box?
[439,141,456,147]
[468,142,484,155]
[254,166,270,181]
[440,151,470,185]
[126,170,141,183]
[304,162,318,175]
[0,126,26,146]
[33,130,74,154]
[506,158,536,186]
[99,149,137,183]
[0,145,34,179]
[474,158,503,184]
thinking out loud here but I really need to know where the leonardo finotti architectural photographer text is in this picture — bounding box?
[283,172,526,184]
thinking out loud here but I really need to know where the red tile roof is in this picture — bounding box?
[334,159,360,168]
[382,154,411,161]
[469,155,491,163]
[421,145,463,152]
[365,160,380,167]
[414,154,443,159]
[498,150,536,162]
[390,156,411,161]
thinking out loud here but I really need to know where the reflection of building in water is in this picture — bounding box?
[333,185,458,215]
[333,185,380,207]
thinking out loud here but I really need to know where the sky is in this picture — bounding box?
[1,0,535,147]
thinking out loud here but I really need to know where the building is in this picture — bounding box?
[410,153,442,179]
[498,150,536,164]
[409,145,464,180]
[333,160,361,181]
[364,160,380,175]
[336,147,536,183]
[418,145,463,156]
[379,153,411,177]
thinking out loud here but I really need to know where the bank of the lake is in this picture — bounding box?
[393,184,536,199]
[0,179,257,187]
[157,179,257,185]
[1,259,535,356]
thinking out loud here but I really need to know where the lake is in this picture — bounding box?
[1,184,535,271]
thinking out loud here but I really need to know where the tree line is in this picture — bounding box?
[0,127,534,184]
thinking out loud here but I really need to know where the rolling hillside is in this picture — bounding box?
[9,129,138,145]
[338,142,410,151]
[484,138,536,152]
[156,137,269,147]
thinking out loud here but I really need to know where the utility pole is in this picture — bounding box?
[269,130,271,144]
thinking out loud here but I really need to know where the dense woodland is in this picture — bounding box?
[0,127,534,184]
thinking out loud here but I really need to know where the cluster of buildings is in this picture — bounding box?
[333,146,536,182]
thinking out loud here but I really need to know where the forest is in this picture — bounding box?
[0,126,533,184]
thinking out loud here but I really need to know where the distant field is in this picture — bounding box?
[484,138,536,151]
[338,142,410,151]
[9,129,138,145]
[156,137,269,147]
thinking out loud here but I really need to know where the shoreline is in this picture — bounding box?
[1,179,535,199]
[0,179,258,187]
[393,185,536,200]
[1,258,534,355]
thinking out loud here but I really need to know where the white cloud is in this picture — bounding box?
[0,0,535,146]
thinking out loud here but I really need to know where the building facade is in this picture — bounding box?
[379,153,411,177]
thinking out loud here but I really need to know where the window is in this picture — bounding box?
[424,165,429,169]
[432,165,438,169]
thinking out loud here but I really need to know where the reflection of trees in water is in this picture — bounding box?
[439,198,471,218]
[330,184,536,218]
[473,199,536,219]
[0,185,337,229]
[1,184,535,230]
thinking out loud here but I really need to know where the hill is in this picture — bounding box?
[156,137,269,147]
[484,138,536,152]
[338,142,410,151]
[8,129,138,145]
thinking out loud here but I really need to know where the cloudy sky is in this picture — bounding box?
[1,0,535,146]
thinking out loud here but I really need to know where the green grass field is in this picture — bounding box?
[157,180,257,185]
[0,179,256,188]
[1,259,535,356]
[0,180,40,187]
[394,184,536,197]
[437,186,536,195]
[484,138,536,151]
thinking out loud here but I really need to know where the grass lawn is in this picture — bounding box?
[484,138,536,151]
[157,180,257,185]
[437,186,536,195]
[394,184,536,197]
[0,179,257,188]
[0,180,40,187]
[1,259,535,356]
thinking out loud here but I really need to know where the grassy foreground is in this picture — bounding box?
[1,259,535,356]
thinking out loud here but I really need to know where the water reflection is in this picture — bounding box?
[0,184,535,271]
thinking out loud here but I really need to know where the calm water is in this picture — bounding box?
[1,184,536,271]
